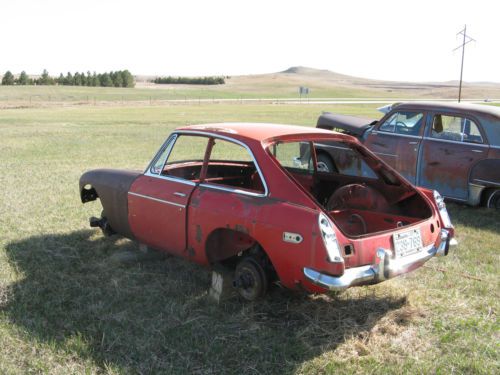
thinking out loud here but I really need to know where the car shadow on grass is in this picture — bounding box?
[3,230,407,374]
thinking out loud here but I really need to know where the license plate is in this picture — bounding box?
[393,228,423,258]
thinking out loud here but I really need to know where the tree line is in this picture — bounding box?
[152,76,225,85]
[1,69,135,87]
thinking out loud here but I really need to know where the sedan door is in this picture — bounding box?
[364,110,425,184]
[418,112,488,200]
[128,134,209,255]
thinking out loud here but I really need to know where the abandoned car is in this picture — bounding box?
[317,102,500,209]
[80,123,455,300]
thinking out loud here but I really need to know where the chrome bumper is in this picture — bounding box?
[304,229,452,292]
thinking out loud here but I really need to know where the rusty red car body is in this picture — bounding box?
[80,123,454,300]
[317,102,500,209]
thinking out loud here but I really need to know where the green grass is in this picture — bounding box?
[0,103,498,374]
[0,83,398,106]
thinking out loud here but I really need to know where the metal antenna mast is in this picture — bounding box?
[453,25,475,102]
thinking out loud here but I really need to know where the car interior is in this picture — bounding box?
[270,140,433,237]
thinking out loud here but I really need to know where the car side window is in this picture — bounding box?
[379,111,424,136]
[271,141,314,174]
[205,138,265,194]
[161,135,209,180]
[431,114,483,144]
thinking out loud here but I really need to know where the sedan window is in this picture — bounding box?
[379,111,424,136]
[431,115,483,143]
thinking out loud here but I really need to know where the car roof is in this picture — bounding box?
[176,122,339,142]
[394,101,500,118]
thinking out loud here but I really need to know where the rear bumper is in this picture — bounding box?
[304,229,451,292]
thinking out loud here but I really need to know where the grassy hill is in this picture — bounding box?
[1,67,499,107]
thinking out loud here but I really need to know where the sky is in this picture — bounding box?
[1,0,499,82]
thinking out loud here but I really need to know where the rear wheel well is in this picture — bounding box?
[205,228,277,280]
[482,187,500,209]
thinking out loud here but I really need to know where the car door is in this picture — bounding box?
[364,110,425,184]
[418,112,488,200]
[128,134,209,255]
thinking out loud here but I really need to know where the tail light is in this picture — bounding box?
[433,190,452,228]
[318,213,344,263]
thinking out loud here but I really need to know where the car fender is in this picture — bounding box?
[468,158,500,205]
[79,169,141,239]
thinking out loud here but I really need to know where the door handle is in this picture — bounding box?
[471,150,483,153]
[408,141,419,145]
[173,192,186,197]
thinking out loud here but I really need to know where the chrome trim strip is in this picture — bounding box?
[128,192,186,208]
[145,130,269,197]
[490,145,500,150]
[315,142,350,151]
[177,130,269,196]
[199,183,266,197]
[422,137,489,147]
[142,172,197,186]
[145,134,178,174]
[374,151,397,158]
[372,131,422,140]
[474,179,500,187]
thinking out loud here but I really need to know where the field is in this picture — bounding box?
[2,66,500,108]
[0,99,499,374]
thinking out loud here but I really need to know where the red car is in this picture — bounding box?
[80,123,454,300]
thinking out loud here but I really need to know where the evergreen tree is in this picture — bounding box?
[65,72,73,85]
[74,72,82,86]
[80,72,87,86]
[17,71,29,85]
[57,73,65,85]
[100,73,113,87]
[1,71,15,85]
[121,70,135,87]
[86,71,92,86]
[92,72,99,86]
[39,69,54,85]
[113,71,123,87]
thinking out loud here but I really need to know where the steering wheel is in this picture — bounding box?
[396,121,408,128]
[326,183,389,211]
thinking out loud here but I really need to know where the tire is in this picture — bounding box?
[486,189,500,210]
[317,153,336,173]
[233,257,268,301]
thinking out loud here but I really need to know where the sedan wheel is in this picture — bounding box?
[486,189,500,210]
[317,154,335,173]
[233,257,268,301]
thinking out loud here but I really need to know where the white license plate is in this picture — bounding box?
[393,228,423,258]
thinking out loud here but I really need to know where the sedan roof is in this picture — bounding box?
[395,101,500,119]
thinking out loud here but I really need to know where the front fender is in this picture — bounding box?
[79,169,142,239]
